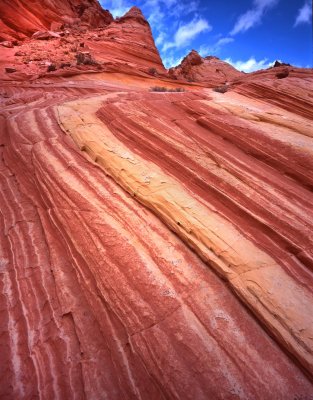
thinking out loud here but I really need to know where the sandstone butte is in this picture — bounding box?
[0,0,313,399]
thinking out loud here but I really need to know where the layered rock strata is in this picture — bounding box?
[58,86,313,380]
[0,0,113,40]
[1,2,313,399]
[0,6,165,79]
[169,50,242,85]
[0,68,313,398]
[232,67,313,120]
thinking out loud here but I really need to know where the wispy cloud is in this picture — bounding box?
[167,1,199,17]
[155,32,166,46]
[231,0,279,35]
[100,0,130,18]
[216,37,235,46]
[294,0,312,26]
[199,37,234,57]
[162,53,184,69]
[143,0,165,26]
[162,17,212,51]
[101,0,130,17]
[225,56,275,72]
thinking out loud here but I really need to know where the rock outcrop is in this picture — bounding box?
[0,4,165,79]
[1,1,313,399]
[232,66,313,119]
[89,6,165,72]
[169,50,242,86]
[1,77,313,399]
[0,0,113,41]
[120,6,148,22]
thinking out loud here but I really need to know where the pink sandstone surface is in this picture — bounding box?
[0,0,113,41]
[1,1,313,399]
[169,50,243,86]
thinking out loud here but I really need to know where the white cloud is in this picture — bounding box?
[142,0,199,27]
[155,32,166,46]
[216,37,234,46]
[110,7,129,17]
[199,37,234,57]
[175,18,211,46]
[231,0,279,35]
[144,0,165,26]
[225,57,275,72]
[100,0,130,17]
[162,17,212,51]
[294,0,312,26]
[167,1,199,17]
[231,9,263,34]
[162,54,184,68]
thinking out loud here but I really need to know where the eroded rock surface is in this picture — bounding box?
[1,1,313,399]
[169,50,243,86]
[0,4,164,80]
[0,0,113,41]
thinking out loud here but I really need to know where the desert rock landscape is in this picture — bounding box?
[0,1,313,399]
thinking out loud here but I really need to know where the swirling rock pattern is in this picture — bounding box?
[0,67,312,399]
[1,2,313,399]
[0,0,113,41]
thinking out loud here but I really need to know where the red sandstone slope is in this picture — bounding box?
[1,2,313,400]
[0,0,113,40]
[1,76,313,400]
[0,5,165,79]
[91,7,164,71]
[232,65,313,120]
[169,50,243,86]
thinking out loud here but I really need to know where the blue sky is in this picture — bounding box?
[100,0,313,71]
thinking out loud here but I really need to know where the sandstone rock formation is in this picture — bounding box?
[32,31,61,40]
[0,4,164,79]
[1,1,313,399]
[0,0,113,41]
[169,50,243,86]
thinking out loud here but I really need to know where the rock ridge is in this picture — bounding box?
[1,0,313,398]
[169,50,242,85]
[0,0,113,40]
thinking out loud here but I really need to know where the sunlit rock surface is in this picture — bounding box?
[1,1,313,399]
[0,4,164,79]
[169,50,243,86]
[0,0,113,41]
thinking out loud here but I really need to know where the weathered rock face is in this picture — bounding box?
[89,6,165,72]
[121,5,147,21]
[232,66,313,119]
[1,1,313,399]
[1,79,313,400]
[169,50,242,86]
[0,4,165,79]
[0,0,113,40]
